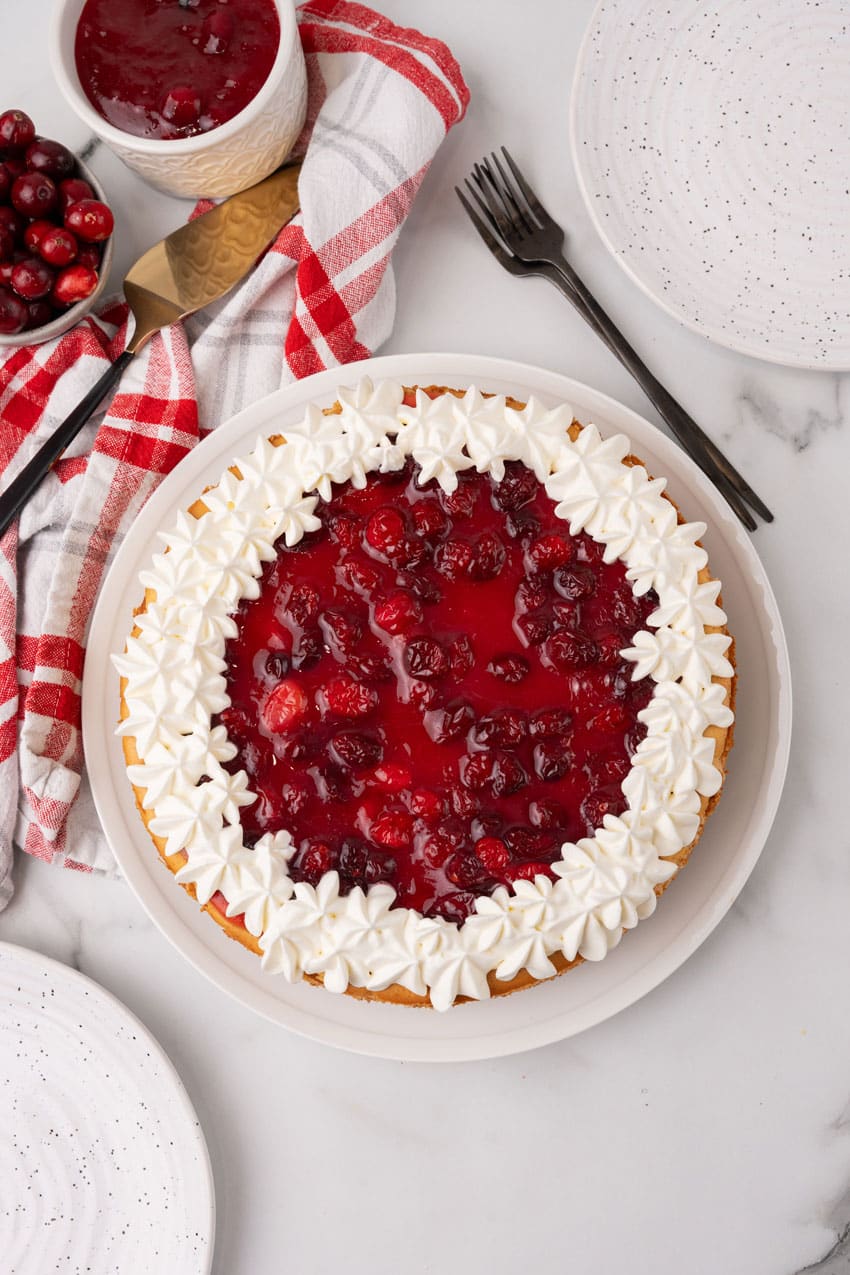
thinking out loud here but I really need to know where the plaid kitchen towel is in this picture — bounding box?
[0,0,469,910]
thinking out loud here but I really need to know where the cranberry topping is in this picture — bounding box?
[213,436,657,925]
[74,0,281,142]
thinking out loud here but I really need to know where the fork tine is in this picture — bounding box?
[489,151,536,233]
[478,156,532,235]
[455,185,517,269]
[471,163,516,240]
[500,146,553,226]
[462,178,506,241]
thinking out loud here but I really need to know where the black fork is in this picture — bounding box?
[457,147,773,532]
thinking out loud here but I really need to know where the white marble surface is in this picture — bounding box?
[1,1,848,1272]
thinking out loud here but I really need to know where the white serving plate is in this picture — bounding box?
[0,942,214,1273]
[571,0,850,369]
[83,353,791,1062]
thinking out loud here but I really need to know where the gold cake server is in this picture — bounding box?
[0,163,302,537]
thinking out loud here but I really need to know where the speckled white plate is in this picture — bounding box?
[82,354,792,1062]
[0,943,214,1274]
[571,0,850,368]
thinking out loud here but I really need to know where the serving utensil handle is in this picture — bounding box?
[0,350,135,539]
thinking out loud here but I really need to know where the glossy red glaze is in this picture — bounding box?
[214,420,656,924]
[75,0,281,141]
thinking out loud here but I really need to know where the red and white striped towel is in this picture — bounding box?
[0,0,468,910]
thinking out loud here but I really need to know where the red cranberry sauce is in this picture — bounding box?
[74,0,280,141]
[214,449,657,926]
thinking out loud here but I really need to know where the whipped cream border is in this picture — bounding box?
[114,379,734,1012]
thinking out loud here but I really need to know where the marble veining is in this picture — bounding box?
[1,0,850,1272]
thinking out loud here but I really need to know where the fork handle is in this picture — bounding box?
[0,349,135,540]
[545,254,772,526]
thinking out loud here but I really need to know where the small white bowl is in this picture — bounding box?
[0,155,114,349]
[49,0,307,200]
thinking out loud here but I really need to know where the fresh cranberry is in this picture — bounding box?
[201,10,235,54]
[469,530,505,580]
[162,86,202,129]
[473,709,527,748]
[445,852,485,888]
[597,633,625,667]
[443,482,477,518]
[323,675,377,718]
[285,582,319,625]
[423,833,454,867]
[435,539,473,579]
[64,199,114,243]
[38,227,78,268]
[330,731,382,770]
[0,286,28,335]
[527,533,573,570]
[2,156,25,179]
[474,836,510,874]
[533,738,573,782]
[373,589,421,635]
[58,177,95,211]
[10,256,54,301]
[449,784,478,817]
[531,708,572,738]
[505,827,554,859]
[23,220,54,254]
[326,510,362,548]
[11,172,57,218]
[0,110,35,152]
[515,575,548,611]
[70,241,98,270]
[0,260,15,286]
[555,564,596,601]
[424,699,474,744]
[516,610,551,646]
[546,632,599,670]
[412,501,447,539]
[298,841,333,883]
[320,608,363,656]
[25,299,54,330]
[403,635,448,679]
[51,264,98,307]
[487,653,530,683]
[363,506,404,558]
[24,137,75,179]
[409,789,442,823]
[581,790,618,832]
[261,679,307,734]
[426,891,477,924]
[459,752,492,791]
[492,752,528,797]
[370,810,413,850]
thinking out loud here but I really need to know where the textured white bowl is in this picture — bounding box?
[49,0,307,199]
[0,154,114,348]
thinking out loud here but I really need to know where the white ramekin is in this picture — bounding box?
[0,155,114,349]
[49,0,307,199]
